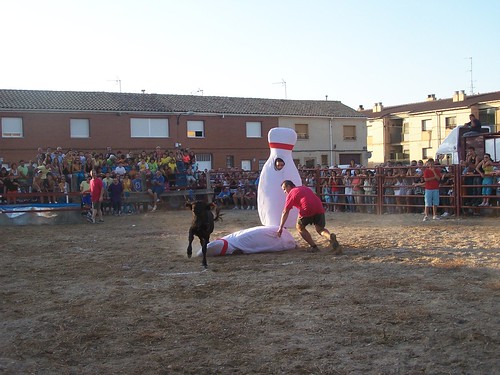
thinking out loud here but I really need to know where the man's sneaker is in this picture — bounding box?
[86,216,95,224]
[423,216,429,222]
[306,245,319,253]
[441,212,450,217]
[152,205,157,212]
[433,216,440,220]
[330,233,342,254]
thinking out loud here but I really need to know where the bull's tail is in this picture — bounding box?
[212,204,223,222]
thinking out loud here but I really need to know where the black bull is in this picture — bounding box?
[186,201,222,268]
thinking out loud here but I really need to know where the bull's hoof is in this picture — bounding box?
[187,253,192,258]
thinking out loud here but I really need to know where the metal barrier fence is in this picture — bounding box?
[300,165,500,217]
[2,167,499,217]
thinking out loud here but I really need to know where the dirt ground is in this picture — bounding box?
[1,208,499,375]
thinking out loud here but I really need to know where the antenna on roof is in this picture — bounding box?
[107,77,122,93]
[273,79,287,99]
[466,57,474,95]
[190,88,204,96]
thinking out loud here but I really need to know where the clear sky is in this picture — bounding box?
[1,0,499,109]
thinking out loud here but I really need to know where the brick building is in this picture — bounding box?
[0,89,366,169]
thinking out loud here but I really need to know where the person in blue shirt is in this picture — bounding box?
[148,170,165,211]
[215,186,232,207]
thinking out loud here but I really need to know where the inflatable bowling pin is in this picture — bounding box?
[258,127,302,227]
[196,225,296,257]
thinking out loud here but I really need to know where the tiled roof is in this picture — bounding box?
[0,89,364,118]
[360,91,500,119]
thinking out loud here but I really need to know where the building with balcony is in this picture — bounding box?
[360,90,500,165]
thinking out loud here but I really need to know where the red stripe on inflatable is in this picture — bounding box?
[269,142,294,150]
[218,238,228,256]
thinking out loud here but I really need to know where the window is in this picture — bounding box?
[402,122,410,134]
[241,160,251,171]
[445,117,456,129]
[295,124,309,139]
[70,119,90,138]
[421,119,432,131]
[195,153,212,171]
[343,125,356,140]
[479,108,496,125]
[130,118,169,138]
[258,159,266,171]
[304,158,315,168]
[321,155,328,165]
[226,155,234,168]
[246,122,262,138]
[1,117,23,138]
[187,120,204,138]
[422,148,432,159]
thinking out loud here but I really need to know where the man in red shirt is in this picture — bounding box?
[89,169,105,223]
[277,180,341,254]
[422,158,441,221]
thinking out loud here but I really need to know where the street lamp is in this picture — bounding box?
[175,111,195,148]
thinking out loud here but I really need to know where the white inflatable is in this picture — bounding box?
[257,128,302,227]
[196,225,296,257]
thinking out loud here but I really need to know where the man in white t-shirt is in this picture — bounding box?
[114,162,126,177]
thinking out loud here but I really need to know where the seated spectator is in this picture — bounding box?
[244,188,257,210]
[4,173,20,204]
[31,173,44,203]
[17,160,30,192]
[147,170,165,212]
[216,187,231,207]
[80,174,92,209]
[132,173,143,192]
[186,166,197,186]
[232,187,245,209]
[114,161,126,177]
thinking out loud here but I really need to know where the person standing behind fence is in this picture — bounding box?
[363,171,375,214]
[422,158,441,221]
[352,169,364,213]
[343,171,354,212]
[475,153,494,207]
[329,170,342,212]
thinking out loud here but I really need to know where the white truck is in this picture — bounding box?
[436,125,499,165]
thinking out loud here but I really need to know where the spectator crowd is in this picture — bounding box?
[1,147,499,218]
[0,146,205,212]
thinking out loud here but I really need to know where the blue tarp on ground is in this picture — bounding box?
[0,203,82,225]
